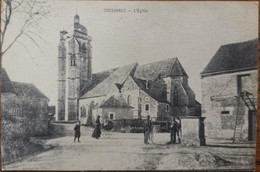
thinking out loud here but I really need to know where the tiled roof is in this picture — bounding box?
[81,63,138,98]
[12,82,49,100]
[134,57,187,80]
[100,95,133,108]
[80,68,117,95]
[1,68,16,94]
[201,38,258,76]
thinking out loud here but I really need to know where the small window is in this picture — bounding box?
[109,113,114,119]
[70,60,76,66]
[145,97,149,101]
[139,98,142,103]
[221,111,230,115]
[145,104,150,111]
[127,95,132,105]
[166,104,169,112]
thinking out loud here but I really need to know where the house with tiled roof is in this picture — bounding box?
[201,38,258,142]
[57,15,200,124]
[1,68,49,136]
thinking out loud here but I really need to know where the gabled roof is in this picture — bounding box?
[134,57,187,80]
[131,76,169,104]
[81,63,138,99]
[80,68,117,95]
[201,39,258,77]
[100,95,133,108]
[1,68,17,94]
[12,82,49,100]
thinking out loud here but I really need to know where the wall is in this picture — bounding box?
[121,76,142,118]
[79,95,107,125]
[157,103,171,121]
[201,70,257,140]
[181,117,200,146]
[139,90,158,119]
[2,93,49,136]
[102,107,133,121]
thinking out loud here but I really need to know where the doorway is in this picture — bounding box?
[248,110,257,141]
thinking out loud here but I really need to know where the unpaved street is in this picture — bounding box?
[3,128,256,171]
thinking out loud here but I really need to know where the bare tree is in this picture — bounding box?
[1,0,50,62]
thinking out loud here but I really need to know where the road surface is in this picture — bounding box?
[3,129,256,171]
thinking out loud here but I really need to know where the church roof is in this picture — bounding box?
[80,68,117,95]
[81,63,138,99]
[99,95,133,108]
[131,76,169,104]
[74,23,88,35]
[12,82,49,100]
[1,68,17,94]
[80,57,190,101]
[201,38,258,77]
[134,57,187,80]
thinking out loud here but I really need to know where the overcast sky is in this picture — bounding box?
[2,1,258,105]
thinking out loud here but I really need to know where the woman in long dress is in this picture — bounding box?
[92,115,101,139]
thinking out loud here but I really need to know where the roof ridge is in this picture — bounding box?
[219,38,258,47]
[139,57,177,67]
[201,38,258,76]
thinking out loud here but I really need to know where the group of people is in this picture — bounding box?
[143,115,181,145]
[74,115,182,145]
[73,115,101,143]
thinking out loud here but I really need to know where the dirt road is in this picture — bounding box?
[3,129,256,171]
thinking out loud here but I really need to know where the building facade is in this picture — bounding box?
[57,15,200,123]
[201,39,258,142]
[57,14,93,121]
[2,69,49,136]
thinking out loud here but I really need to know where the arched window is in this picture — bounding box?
[173,86,178,106]
[127,95,132,105]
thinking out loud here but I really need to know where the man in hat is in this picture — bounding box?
[143,115,152,144]
[74,121,81,143]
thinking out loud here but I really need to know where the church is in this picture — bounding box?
[57,15,201,124]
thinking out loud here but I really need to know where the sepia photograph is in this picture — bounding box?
[1,0,258,171]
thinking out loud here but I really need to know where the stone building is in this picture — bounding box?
[12,81,49,136]
[2,68,49,136]
[57,15,200,123]
[57,14,92,121]
[201,39,258,142]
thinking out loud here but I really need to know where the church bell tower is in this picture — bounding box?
[57,14,92,121]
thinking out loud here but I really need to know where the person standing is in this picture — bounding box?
[143,115,152,144]
[74,121,81,143]
[176,116,182,144]
[92,115,101,139]
[168,117,179,144]
[149,123,154,144]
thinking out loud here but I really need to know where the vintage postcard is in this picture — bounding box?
[1,0,258,171]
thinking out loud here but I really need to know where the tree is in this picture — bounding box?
[1,0,50,62]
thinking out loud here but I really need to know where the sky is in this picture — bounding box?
[2,1,258,106]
